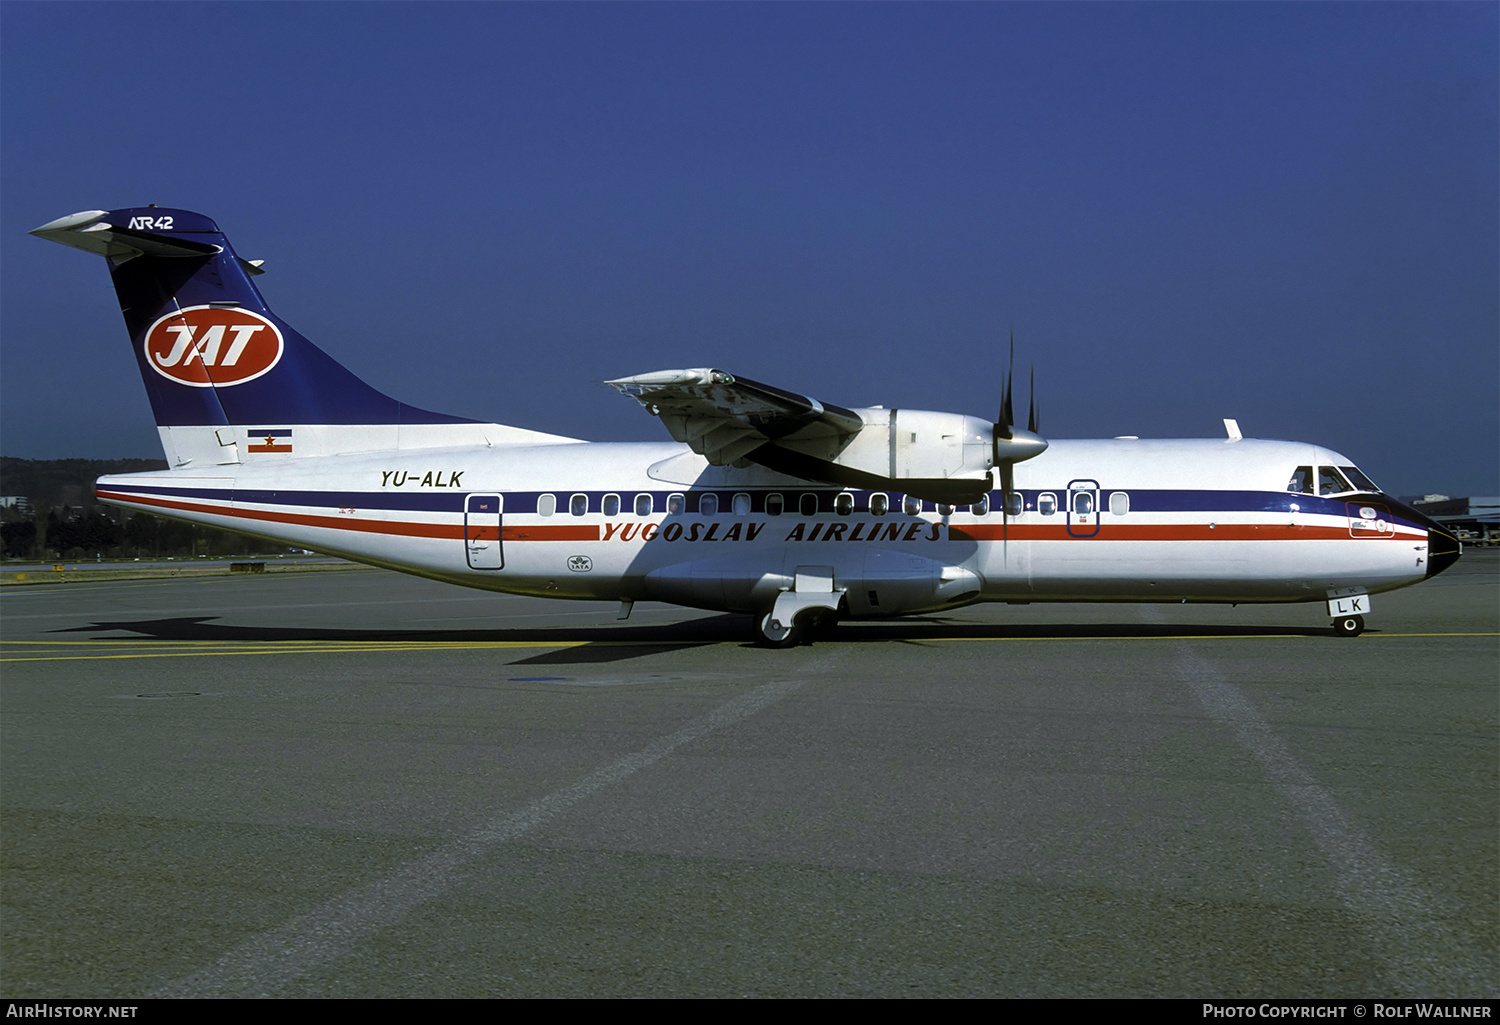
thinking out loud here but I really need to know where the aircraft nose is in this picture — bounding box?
[1382,493,1463,579]
[1426,525,1462,579]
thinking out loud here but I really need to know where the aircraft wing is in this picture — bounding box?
[606,369,865,466]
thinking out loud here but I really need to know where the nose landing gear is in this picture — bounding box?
[1332,614,1365,637]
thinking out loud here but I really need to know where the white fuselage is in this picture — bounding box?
[96,434,1435,617]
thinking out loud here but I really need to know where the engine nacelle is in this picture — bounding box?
[829,408,995,482]
[754,407,997,503]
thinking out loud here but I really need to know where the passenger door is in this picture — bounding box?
[465,493,503,569]
[1067,479,1101,538]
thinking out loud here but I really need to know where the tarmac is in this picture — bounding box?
[2,552,1495,997]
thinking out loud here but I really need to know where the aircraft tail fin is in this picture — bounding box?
[32,207,476,465]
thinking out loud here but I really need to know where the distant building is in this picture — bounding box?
[1412,495,1499,544]
[0,496,31,514]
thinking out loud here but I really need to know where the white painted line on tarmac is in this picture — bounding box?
[1175,645,1497,997]
[148,664,827,998]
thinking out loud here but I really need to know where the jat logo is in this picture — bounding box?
[142,306,284,388]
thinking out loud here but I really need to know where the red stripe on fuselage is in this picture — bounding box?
[96,490,601,542]
[501,525,600,541]
[947,523,1413,542]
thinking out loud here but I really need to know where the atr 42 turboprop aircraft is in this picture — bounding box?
[32,207,1462,645]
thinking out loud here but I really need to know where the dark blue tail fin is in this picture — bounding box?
[32,207,472,430]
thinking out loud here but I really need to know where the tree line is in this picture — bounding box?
[1,457,287,561]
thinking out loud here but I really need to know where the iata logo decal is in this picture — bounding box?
[142,306,284,388]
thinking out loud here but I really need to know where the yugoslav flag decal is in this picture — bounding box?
[142,306,284,388]
[248,429,293,453]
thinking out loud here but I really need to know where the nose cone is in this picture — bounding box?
[1382,494,1463,579]
[1426,526,1462,579]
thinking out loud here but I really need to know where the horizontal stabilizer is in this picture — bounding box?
[31,209,222,261]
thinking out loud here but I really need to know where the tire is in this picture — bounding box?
[756,611,802,648]
[1332,614,1365,637]
[806,609,840,638]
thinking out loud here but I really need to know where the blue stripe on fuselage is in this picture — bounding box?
[98,484,1420,531]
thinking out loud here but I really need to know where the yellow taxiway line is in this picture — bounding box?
[1,632,1494,662]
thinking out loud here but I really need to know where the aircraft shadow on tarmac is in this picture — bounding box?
[51,615,1339,663]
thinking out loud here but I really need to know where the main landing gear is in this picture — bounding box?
[1332,614,1365,637]
[755,566,844,648]
[755,608,840,648]
[757,611,802,649]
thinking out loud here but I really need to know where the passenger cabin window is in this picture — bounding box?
[733,493,751,516]
[766,493,784,516]
[835,493,854,517]
[700,493,719,516]
[903,494,922,516]
[972,495,989,516]
[667,493,685,515]
[1038,492,1057,516]
[1073,492,1094,516]
[570,493,588,516]
[799,493,818,516]
[1004,492,1024,517]
[1288,466,1314,494]
[937,503,955,517]
[538,493,557,517]
[1317,466,1353,496]
[603,494,620,517]
[870,493,889,516]
[1109,492,1129,516]
[634,493,653,517]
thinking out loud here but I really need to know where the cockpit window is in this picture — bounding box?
[1288,466,1313,494]
[1317,466,1353,496]
[1339,465,1378,493]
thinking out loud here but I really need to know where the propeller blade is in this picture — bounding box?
[1002,329,1015,432]
[998,461,1014,546]
[994,329,1045,471]
[1028,362,1038,434]
[994,329,1016,463]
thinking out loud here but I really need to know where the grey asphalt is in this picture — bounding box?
[2,553,1495,997]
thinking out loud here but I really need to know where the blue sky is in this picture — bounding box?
[3,2,1495,496]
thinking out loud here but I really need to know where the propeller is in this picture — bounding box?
[992,329,1047,541]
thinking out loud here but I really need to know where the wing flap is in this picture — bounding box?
[607,368,864,466]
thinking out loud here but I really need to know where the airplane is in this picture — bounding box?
[30,206,1462,646]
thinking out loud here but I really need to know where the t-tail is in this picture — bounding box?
[32,207,568,468]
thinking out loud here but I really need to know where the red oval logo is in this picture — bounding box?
[142,306,284,388]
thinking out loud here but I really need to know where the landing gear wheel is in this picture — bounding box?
[756,611,803,649]
[1333,614,1365,637]
[806,609,840,639]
